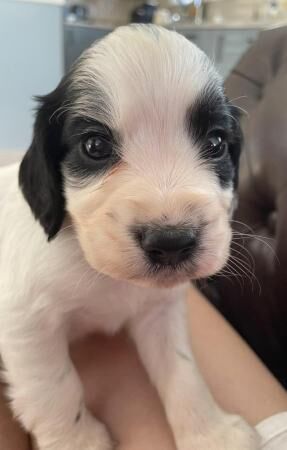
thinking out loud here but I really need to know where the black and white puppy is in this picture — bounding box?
[0,25,259,450]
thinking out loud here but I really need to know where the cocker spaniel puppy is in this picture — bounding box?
[0,25,259,450]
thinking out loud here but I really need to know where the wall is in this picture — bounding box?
[0,0,64,151]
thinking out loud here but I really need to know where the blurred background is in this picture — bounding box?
[1,0,287,151]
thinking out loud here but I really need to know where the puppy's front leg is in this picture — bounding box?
[1,315,112,450]
[130,298,260,450]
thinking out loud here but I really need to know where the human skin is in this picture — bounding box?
[1,286,287,450]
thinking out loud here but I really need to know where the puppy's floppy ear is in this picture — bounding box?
[19,82,67,241]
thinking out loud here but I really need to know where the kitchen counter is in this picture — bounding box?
[65,18,287,32]
[174,20,287,31]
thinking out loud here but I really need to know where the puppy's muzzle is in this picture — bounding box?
[136,226,197,267]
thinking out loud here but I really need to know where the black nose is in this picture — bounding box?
[138,227,197,266]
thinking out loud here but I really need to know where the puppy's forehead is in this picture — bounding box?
[72,25,221,128]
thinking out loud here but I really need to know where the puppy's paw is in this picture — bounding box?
[176,415,260,450]
[37,411,114,450]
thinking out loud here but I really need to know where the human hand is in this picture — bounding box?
[0,332,175,450]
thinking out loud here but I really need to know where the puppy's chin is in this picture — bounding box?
[81,251,230,290]
[132,255,230,289]
[129,271,192,289]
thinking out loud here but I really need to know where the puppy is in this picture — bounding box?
[0,25,259,450]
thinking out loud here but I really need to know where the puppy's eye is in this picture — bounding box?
[205,133,228,159]
[83,135,113,160]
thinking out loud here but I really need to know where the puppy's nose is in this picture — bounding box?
[139,227,197,266]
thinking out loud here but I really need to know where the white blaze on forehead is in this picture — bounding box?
[94,26,210,119]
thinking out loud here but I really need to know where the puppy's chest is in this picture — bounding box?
[68,303,130,341]
[66,284,149,341]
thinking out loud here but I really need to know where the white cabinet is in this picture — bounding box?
[65,24,112,72]
[213,29,259,78]
[179,28,259,78]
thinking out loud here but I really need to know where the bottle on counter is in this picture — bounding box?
[130,1,159,24]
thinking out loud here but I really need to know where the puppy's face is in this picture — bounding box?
[20,25,241,288]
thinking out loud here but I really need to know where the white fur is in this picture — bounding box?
[0,26,259,450]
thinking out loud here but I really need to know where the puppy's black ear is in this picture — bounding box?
[19,84,67,241]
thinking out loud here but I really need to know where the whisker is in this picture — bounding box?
[228,254,262,295]
[232,231,278,262]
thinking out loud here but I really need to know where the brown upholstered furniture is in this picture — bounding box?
[209,26,287,388]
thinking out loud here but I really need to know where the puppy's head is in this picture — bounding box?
[20,25,241,287]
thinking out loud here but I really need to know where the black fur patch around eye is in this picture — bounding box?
[210,155,235,188]
[19,61,114,239]
[186,83,242,188]
[186,85,228,144]
[62,118,121,182]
